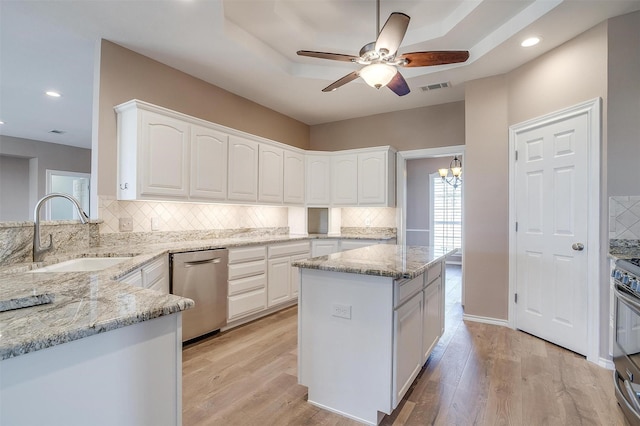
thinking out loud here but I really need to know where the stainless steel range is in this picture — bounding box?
[612,258,640,425]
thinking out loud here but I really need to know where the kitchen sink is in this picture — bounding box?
[29,257,131,273]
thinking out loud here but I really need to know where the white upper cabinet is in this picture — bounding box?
[283,150,305,205]
[306,154,331,206]
[358,149,394,206]
[117,103,190,200]
[331,154,358,206]
[228,136,259,202]
[258,144,284,204]
[190,125,228,200]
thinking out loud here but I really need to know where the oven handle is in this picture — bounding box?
[615,370,640,417]
[614,283,640,313]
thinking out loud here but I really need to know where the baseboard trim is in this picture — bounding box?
[598,357,615,370]
[462,313,509,327]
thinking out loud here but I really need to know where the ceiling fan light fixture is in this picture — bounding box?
[360,63,397,89]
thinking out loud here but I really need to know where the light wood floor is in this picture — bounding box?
[183,266,628,425]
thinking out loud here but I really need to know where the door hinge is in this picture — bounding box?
[515,293,518,304]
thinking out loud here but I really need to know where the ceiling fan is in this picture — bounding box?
[297,0,470,96]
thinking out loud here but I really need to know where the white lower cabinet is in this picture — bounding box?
[393,290,424,407]
[118,255,169,294]
[422,277,442,364]
[228,246,267,322]
[267,257,291,307]
[267,241,310,307]
[310,240,339,257]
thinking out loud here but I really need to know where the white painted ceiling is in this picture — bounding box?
[1,0,639,149]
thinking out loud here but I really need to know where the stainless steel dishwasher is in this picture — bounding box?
[170,249,228,342]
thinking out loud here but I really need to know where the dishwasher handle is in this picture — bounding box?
[182,257,222,267]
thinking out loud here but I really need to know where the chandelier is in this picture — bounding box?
[438,156,462,189]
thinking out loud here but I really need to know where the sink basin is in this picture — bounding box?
[29,257,131,273]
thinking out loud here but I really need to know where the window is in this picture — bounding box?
[430,173,462,249]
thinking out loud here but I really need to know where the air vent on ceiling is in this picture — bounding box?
[49,129,66,134]
[420,82,451,92]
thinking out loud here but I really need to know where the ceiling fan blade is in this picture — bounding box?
[398,51,470,67]
[375,12,410,57]
[387,71,410,96]
[322,71,360,92]
[297,50,359,63]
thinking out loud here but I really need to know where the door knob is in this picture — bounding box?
[572,243,584,251]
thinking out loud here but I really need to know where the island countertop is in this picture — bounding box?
[292,244,457,280]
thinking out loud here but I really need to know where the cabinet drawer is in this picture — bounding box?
[229,246,266,264]
[228,288,267,321]
[142,257,165,287]
[229,273,266,296]
[228,259,266,280]
[426,262,442,285]
[394,275,423,308]
[268,242,310,258]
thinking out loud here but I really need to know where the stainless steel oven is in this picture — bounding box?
[612,258,640,425]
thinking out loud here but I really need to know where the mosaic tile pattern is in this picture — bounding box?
[341,207,397,228]
[99,196,288,234]
[610,196,640,239]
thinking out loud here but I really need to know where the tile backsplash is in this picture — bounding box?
[341,207,397,228]
[609,196,640,239]
[99,196,288,234]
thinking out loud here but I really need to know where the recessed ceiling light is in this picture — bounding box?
[45,91,62,98]
[521,37,541,47]
[0,121,4,125]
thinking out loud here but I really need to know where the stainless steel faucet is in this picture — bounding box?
[33,193,90,262]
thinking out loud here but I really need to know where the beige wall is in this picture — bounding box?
[463,22,609,322]
[309,101,465,151]
[607,11,640,196]
[0,135,92,220]
[97,40,310,197]
[464,75,510,320]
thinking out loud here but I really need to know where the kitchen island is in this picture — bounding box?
[293,245,456,425]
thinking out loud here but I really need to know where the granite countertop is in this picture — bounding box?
[292,245,457,280]
[0,232,394,360]
[609,239,640,260]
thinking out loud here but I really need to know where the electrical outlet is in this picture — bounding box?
[365,217,371,227]
[331,303,352,319]
[119,217,133,232]
[151,217,160,231]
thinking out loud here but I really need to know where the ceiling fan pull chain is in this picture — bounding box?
[376,0,380,37]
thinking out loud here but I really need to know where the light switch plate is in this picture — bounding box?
[331,303,352,319]
[119,217,133,232]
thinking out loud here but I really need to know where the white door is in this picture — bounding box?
[514,112,589,355]
[331,154,358,206]
[227,136,258,202]
[283,150,305,205]
[358,151,386,205]
[258,144,284,204]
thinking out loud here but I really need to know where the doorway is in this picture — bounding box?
[508,98,601,363]
[45,169,91,220]
[397,145,465,303]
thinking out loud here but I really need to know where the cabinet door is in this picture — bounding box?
[258,144,284,204]
[228,287,267,321]
[290,253,309,298]
[142,256,169,294]
[331,154,358,206]
[358,151,388,205]
[306,154,331,205]
[283,150,305,205]
[393,291,423,408]
[140,110,189,198]
[422,278,442,363]
[267,257,291,307]
[190,125,228,200]
[311,240,339,257]
[228,136,258,202]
